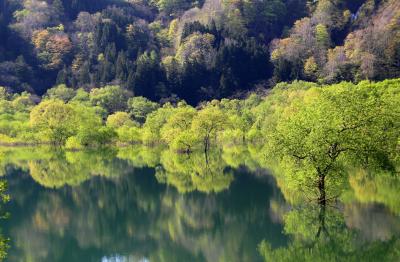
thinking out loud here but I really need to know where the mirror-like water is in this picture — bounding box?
[0,147,399,261]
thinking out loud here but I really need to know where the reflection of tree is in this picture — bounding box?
[0,148,130,188]
[259,202,400,261]
[221,145,259,171]
[0,145,252,194]
[260,168,400,262]
[155,149,234,193]
[117,146,164,168]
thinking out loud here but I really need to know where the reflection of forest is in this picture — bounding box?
[0,147,285,262]
[0,147,399,261]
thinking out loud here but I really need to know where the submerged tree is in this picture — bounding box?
[191,104,228,155]
[258,80,400,203]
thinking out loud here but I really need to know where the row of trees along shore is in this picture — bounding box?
[0,79,399,201]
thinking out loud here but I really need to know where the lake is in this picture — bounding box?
[0,147,399,261]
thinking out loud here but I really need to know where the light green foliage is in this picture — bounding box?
[72,103,116,147]
[116,126,142,145]
[30,100,78,144]
[0,79,399,170]
[142,103,176,145]
[168,130,198,152]
[89,85,132,113]
[0,92,35,145]
[219,98,254,144]
[160,103,197,151]
[78,126,117,147]
[191,103,229,152]
[65,136,83,150]
[71,88,90,103]
[44,84,76,102]
[107,112,140,145]
[253,79,400,200]
[11,92,34,112]
[127,96,159,124]
[106,112,136,129]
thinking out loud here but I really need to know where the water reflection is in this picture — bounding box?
[0,147,284,261]
[260,203,400,261]
[0,147,399,261]
[0,178,8,261]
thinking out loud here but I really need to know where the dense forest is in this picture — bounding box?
[0,0,399,104]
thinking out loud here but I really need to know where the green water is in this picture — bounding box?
[0,147,399,261]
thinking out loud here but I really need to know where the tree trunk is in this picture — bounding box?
[317,174,326,206]
[316,201,327,239]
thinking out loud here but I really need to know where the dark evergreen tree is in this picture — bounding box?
[133,51,165,99]
[116,51,129,82]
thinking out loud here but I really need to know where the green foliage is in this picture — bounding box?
[142,103,176,145]
[44,84,76,102]
[176,32,216,69]
[116,126,142,145]
[127,96,159,124]
[252,79,400,199]
[315,23,330,48]
[65,136,83,150]
[89,85,132,113]
[160,103,197,151]
[154,0,200,16]
[71,88,90,103]
[106,112,136,129]
[191,103,229,152]
[30,100,78,145]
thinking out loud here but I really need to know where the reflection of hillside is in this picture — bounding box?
[348,170,400,215]
[4,164,285,262]
[344,202,400,241]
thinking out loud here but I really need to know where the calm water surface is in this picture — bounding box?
[0,147,399,261]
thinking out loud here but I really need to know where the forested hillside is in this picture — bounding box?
[0,0,399,104]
